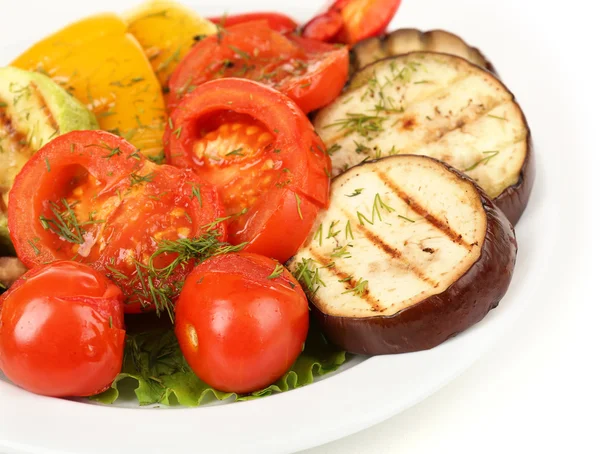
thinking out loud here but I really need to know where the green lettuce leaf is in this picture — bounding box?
[91,326,347,406]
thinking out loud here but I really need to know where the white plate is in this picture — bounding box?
[0,0,561,453]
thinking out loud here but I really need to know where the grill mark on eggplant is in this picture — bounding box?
[327,72,473,144]
[376,170,472,249]
[353,221,439,288]
[0,97,31,155]
[309,249,385,312]
[396,98,508,152]
[330,71,498,146]
[29,82,59,132]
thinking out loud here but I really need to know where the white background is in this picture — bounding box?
[1,0,599,453]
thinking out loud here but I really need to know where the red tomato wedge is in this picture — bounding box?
[208,12,298,34]
[167,21,349,113]
[0,261,125,397]
[303,0,402,44]
[175,253,308,393]
[8,130,225,313]
[164,78,331,263]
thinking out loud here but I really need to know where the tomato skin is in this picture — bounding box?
[165,78,330,262]
[302,9,344,42]
[175,253,308,393]
[208,12,298,34]
[0,261,125,397]
[303,0,402,44]
[9,130,226,313]
[241,189,320,262]
[167,21,348,114]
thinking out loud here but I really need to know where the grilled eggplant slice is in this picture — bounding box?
[351,29,495,74]
[314,52,533,225]
[288,155,517,355]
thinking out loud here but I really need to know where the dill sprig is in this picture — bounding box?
[343,277,369,297]
[314,223,323,246]
[345,220,354,240]
[293,258,326,296]
[130,172,155,186]
[346,188,364,198]
[39,199,104,244]
[325,113,386,137]
[356,193,395,226]
[464,151,500,172]
[330,244,352,259]
[267,263,285,280]
[327,221,340,239]
[128,228,246,321]
[125,210,249,320]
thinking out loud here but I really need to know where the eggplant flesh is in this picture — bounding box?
[315,52,533,225]
[288,155,517,355]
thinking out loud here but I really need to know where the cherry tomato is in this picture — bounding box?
[164,78,330,262]
[208,12,298,34]
[175,253,308,393]
[9,131,226,313]
[167,21,348,113]
[303,0,402,44]
[0,261,125,397]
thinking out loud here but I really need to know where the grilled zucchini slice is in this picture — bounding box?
[0,66,98,253]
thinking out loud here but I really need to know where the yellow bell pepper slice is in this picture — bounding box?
[124,0,217,90]
[12,14,166,160]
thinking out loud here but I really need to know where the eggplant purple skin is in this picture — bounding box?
[350,28,497,76]
[494,127,535,226]
[310,159,518,355]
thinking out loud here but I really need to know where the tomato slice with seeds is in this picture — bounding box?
[302,0,402,44]
[164,78,330,263]
[9,130,226,313]
[208,12,298,34]
[166,21,348,114]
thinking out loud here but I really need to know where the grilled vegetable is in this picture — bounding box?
[11,14,167,160]
[288,155,517,355]
[351,29,494,73]
[314,52,533,225]
[302,0,402,45]
[124,0,218,91]
[0,66,98,253]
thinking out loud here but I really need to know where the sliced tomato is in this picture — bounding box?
[164,78,330,263]
[208,12,298,34]
[167,21,349,113]
[9,130,225,313]
[302,9,344,42]
[303,0,402,44]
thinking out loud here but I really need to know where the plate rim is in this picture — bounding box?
[0,0,563,452]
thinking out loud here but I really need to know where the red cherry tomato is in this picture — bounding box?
[303,0,402,44]
[208,12,298,34]
[164,78,330,263]
[0,261,125,397]
[175,253,308,393]
[167,21,348,114]
[8,130,226,313]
